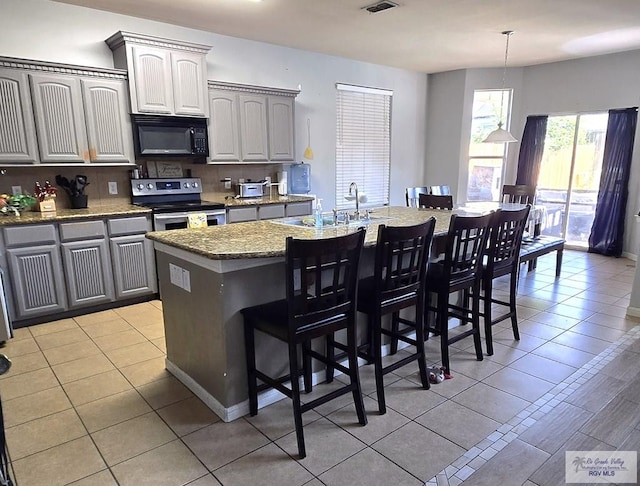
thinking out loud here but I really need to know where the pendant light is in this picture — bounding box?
[303,118,314,159]
[483,30,517,143]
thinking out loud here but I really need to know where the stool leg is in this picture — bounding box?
[556,249,563,277]
[372,313,386,415]
[390,311,399,355]
[302,340,312,393]
[414,301,430,390]
[509,271,520,341]
[438,292,451,375]
[484,278,494,356]
[288,341,306,459]
[471,282,484,362]
[325,334,335,383]
[347,319,367,426]
[244,320,258,416]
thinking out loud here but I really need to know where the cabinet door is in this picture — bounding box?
[268,96,295,160]
[227,206,258,223]
[208,89,241,161]
[81,78,134,163]
[0,70,39,163]
[286,201,313,217]
[30,73,89,163]
[110,235,157,299]
[171,51,208,117]
[61,239,115,308]
[258,204,285,220]
[130,45,173,114]
[238,94,268,161]
[7,245,67,319]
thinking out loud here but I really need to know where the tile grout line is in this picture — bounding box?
[424,324,640,486]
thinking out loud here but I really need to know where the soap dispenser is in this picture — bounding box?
[315,199,323,228]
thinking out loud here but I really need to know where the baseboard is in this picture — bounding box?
[626,306,640,318]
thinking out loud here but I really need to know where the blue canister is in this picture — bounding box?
[289,162,311,194]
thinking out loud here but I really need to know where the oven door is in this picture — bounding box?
[153,210,226,231]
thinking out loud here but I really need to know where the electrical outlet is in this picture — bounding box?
[224,179,231,189]
[11,185,22,196]
[108,181,118,195]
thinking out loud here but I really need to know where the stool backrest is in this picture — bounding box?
[442,213,493,283]
[486,206,531,276]
[501,184,535,204]
[430,185,451,196]
[286,229,365,336]
[373,218,436,306]
[406,187,429,207]
[419,193,454,210]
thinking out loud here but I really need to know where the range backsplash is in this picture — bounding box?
[0,162,284,209]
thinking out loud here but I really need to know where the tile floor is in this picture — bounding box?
[1,249,639,486]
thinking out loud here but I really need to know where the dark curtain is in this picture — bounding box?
[515,115,548,187]
[589,107,638,256]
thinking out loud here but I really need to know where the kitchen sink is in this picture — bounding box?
[272,213,394,228]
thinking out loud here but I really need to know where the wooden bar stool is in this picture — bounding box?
[241,229,367,459]
[419,193,454,210]
[354,219,436,414]
[424,213,492,374]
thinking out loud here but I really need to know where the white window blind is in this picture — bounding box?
[335,83,392,210]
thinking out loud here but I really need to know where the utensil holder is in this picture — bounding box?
[70,195,88,209]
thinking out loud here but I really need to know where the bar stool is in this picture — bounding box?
[481,206,530,355]
[242,229,367,459]
[501,184,536,204]
[355,219,436,414]
[419,193,454,210]
[424,213,492,374]
[406,187,429,207]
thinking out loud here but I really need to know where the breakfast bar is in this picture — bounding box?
[146,206,450,421]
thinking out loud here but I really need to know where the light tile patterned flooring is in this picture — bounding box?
[1,250,639,486]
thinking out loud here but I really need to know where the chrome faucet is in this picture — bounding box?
[349,182,360,220]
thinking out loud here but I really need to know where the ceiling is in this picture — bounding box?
[53,0,640,73]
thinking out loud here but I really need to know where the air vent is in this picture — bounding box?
[363,1,398,13]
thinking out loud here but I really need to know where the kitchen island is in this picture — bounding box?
[146,206,451,421]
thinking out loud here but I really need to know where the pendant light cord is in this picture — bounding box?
[498,30,513,127]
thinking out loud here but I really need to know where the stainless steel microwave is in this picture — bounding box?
[131,115,209,158]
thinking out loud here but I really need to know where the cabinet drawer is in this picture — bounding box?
[286,201,313,217]
[108,216,152,236]
[59,220,106,241]
[227,207,258,223]
[3,224,57,247]
[258,204,285,220]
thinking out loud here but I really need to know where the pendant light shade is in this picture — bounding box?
[483,31,517,144]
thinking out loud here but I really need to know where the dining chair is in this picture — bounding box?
[354,219,436,414]
[481,206,531,355]
[241,229,367,459]
[501,184,536,204]
[419,193,454,210]
[429,185,451,196]
[406,186,429,207]
[424,213,493,374]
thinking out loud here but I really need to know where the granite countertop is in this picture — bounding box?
[223,194,314,207]
[0,204,151,226]
[146,206,453,260]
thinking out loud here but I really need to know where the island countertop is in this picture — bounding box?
[146,206,452,259]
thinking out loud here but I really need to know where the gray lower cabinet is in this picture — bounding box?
[227,201,312,223]
[108,216,157,299]
[4,223,67,319]
[3,215,156,322]
[227,206,258,223]
[286,201,313,217]
[258,204,285,220]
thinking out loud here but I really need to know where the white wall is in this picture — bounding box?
[426,51,640,255]
[0,0,428,208]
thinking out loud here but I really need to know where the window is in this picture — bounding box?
[335,83,392,210]
[467,89,512,202]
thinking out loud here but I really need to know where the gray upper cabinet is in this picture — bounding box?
[30,73,89,163]
[106,31,211,117]
[208,89,241,161]
[268,96,295,160]
[0,57,133,165]
[239,93,269,161]
[81,78,134,163]
[207,81,299,164]
[0,69,39,163]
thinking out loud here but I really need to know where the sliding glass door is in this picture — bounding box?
[537,113,608,247]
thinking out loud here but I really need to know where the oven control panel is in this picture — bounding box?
[131,178,202,196]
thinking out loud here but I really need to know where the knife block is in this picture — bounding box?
[38,198,56,212]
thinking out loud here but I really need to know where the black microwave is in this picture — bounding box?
[131,115,209,158]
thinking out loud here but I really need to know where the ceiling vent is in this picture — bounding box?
[363,1,399,13]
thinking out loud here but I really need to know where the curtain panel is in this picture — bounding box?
[515,115,548,187]
[588,107,638,256]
